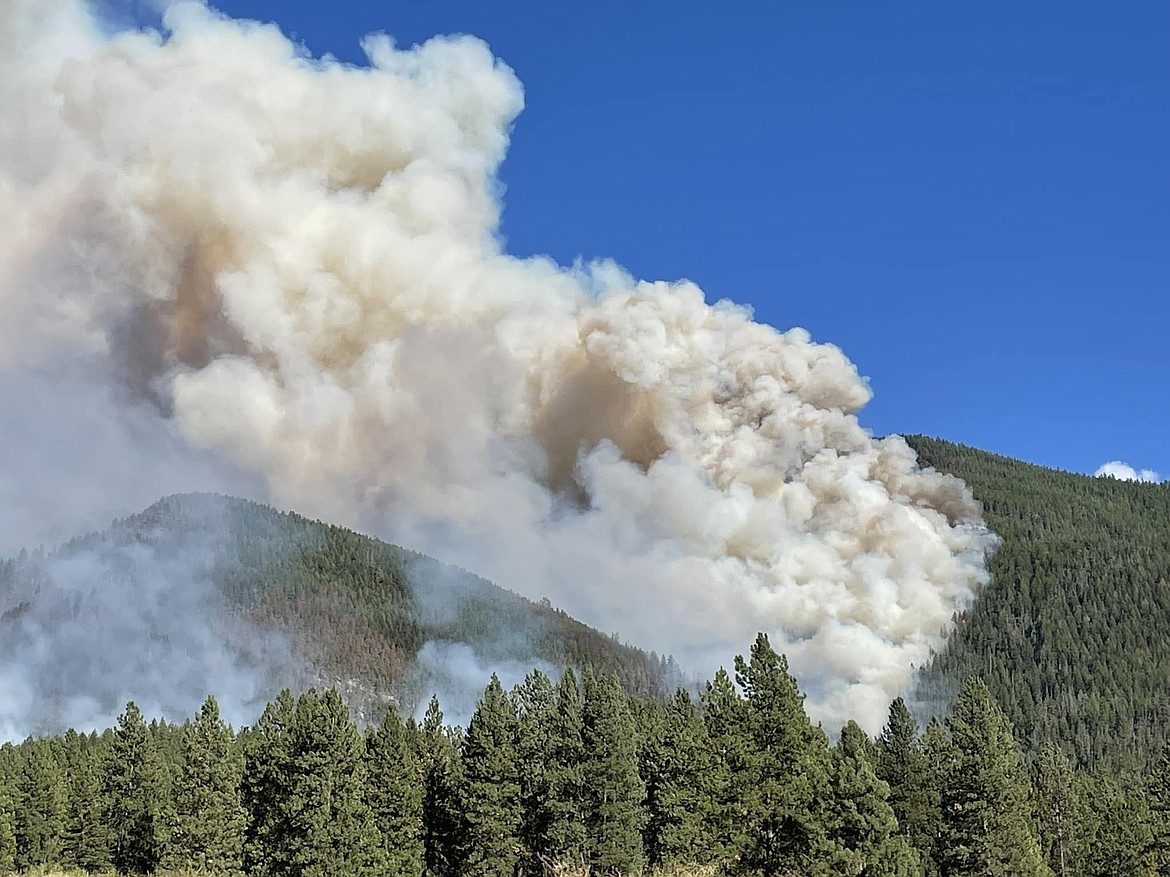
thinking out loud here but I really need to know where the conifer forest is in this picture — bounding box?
[3,629,1169,877]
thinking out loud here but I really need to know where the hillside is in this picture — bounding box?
[0,494,680,730]
[907,435,1170,769]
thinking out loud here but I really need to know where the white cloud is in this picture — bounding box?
[1095,461,1161,483]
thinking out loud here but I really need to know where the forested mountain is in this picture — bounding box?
[0,494,681,724]
[907,436,1170,770]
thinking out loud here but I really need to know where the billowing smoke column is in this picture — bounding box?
[0,0,993,729]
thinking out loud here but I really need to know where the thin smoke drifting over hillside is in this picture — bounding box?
[0,1,994,729]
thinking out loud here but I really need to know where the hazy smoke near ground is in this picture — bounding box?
[1,0,994,730]
[1094,460,1161,484]
[0,504,309,740]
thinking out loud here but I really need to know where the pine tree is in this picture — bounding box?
[733,633,831,876]
[1032,742,1077,877]
[702,666,749,865]
[581,672,646,876]
[1147,747,1170,875]
[13,740,66,870]
[827,721,921,876]
[918,717,952,877]
[104,701,169,875]
[642,689,716,868]
[417,696,464,877]
[283,688,384,877]
[0,776,16,875]
[1079,781,1155,877]
[460,675,523,877]
[877,697,939,865]
[242,688,297,877]
[365,707,424,877]
[510,670,557,874]
[544,669,588,869]
[62,735,111,874]
[937,678,1048,877]
[165,695,246,875]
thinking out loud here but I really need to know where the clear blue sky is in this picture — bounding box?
[133,1,1169,477]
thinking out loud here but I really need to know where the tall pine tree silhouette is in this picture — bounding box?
[104,702,168,875]
[581,672,645,876]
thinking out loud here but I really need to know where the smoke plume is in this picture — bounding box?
[1,0,994,730]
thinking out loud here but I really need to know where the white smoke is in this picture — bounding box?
[0,0,994,730]
[1094,460,1160,484]
[0,502,309,740]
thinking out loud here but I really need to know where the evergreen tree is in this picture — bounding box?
[241,688,297,877]
[63,736,111,874]
[283,688,384,877]
[702,666,749,865]
[165,695,246,875]
[937,678,1048,877]
[877,697,938,864]
[734,633,830,876]
[13,740,66,871]
[0,777,16,875]
[1147,747,1170,875]
[1031,742,1077,877]
[642,689,716,868]
[581,672,645,876]
[365,707,424,877]
[919,716,952,876]
[826,721,921,876]
[1078,781,1154,877]
[417,696,464,877]
[544,668,588,868]
[104,701,169,875]
[510,670,557,874]
[460,675,523,877]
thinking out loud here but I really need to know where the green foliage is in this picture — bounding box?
[365,708,424,877]
[104,701,169,875]
[826,721,920,876]
[12,739,66,871]
[241,688,297,877]
[417,697,464,877]
[1077,778,1155,877]
[459,675,523,877]
[877,698,939,868]
[908,435,1170,770]
[641,690,717,868]
[1031,742,1077,877]
[543,669,589,866]
[581,672,646,876]
[702,667,749,864]
[165,696,246,875]
[284,689,384,877]
[62,732,111,874]
[937,679,1048,877]
[5,630,1168,877]
[510,670,558,875]
[733,633,830,876]
[0,770,16,875]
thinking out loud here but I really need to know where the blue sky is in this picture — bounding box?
[147,1,1168,478]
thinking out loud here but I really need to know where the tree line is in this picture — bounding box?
[2,633,1169,877]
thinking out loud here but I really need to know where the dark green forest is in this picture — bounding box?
[908,436,1170,771]
[7,632,1163,877]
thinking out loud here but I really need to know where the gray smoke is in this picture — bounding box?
[0,0,994,731]
[0,500,308,739]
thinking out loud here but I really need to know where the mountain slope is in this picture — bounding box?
[907,435,1170,769]
[0,493,680,732]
